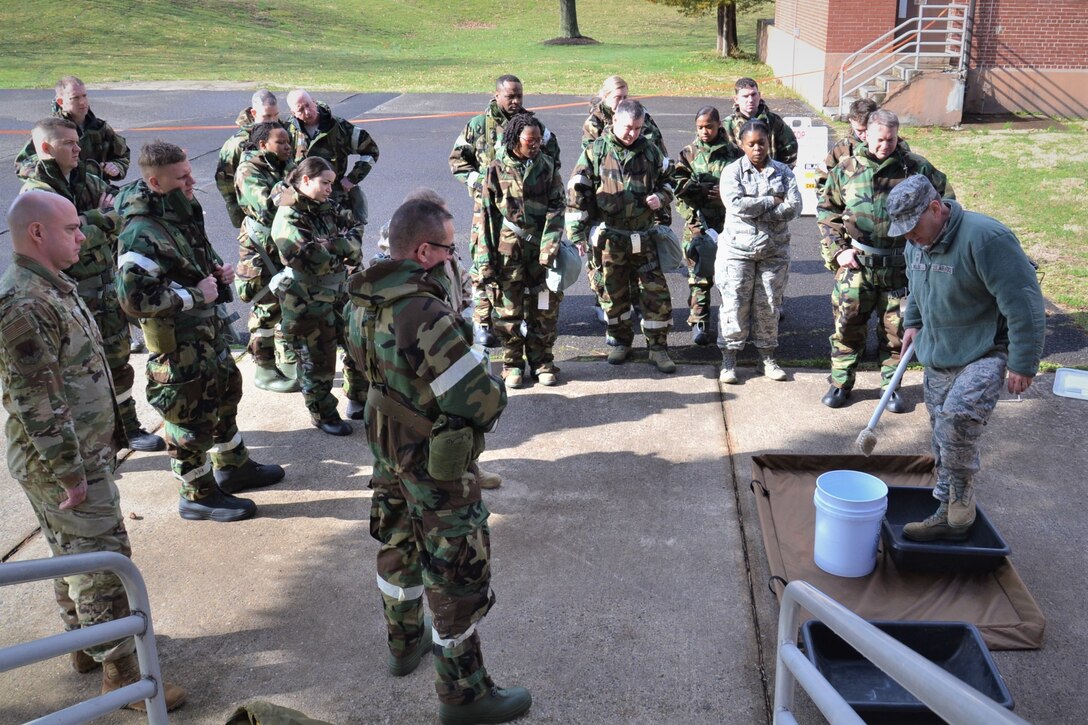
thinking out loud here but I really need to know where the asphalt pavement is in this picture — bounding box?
[3,89,1082,366]
[1,90,1087,724]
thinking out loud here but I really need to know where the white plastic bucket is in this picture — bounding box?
[813,470,889,577]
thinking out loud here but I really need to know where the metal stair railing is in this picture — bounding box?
[0,551,169,724]
[773,580,1029,725]
[838,3,972,116]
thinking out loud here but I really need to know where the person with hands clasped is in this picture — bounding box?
[272,156,363,436]
[715,119,801,384]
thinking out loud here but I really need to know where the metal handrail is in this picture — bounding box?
[773,580,1029,725]
[0,552,169,724]
[838,3,972,115]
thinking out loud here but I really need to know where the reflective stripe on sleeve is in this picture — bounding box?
[351,126,363,148]
[117,251,161,276]
[376,573,424,602]
[565,210,588,225]
[174,286,194,310]
[250,328,275,338]
[430,351,483,398]
[567,174,589,190]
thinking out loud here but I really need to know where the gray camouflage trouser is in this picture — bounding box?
[715,254,789,352]
[924,350,1008,502]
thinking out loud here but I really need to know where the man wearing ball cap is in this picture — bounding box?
[890,174,1045,541]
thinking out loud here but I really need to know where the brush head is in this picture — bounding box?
[856,427,878,456]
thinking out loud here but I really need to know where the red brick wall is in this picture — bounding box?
[774,0,898,53]
[971,0,1088,69]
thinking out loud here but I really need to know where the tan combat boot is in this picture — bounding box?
[948,484,977,528]
[902,502,970,542]
[71,649,99,673]
[102,653,187,712]
[470,461,502,490]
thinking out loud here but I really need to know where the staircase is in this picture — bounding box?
[837,2,973,118]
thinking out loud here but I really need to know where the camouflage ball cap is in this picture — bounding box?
[887,174,941,236]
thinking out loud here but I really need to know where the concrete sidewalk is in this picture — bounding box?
[2,356,1086,723]
[1,358,764,724]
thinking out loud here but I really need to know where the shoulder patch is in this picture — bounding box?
[2,316,33,341]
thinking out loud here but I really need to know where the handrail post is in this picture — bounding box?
[773,581,1029,725]
[0,552,170,724]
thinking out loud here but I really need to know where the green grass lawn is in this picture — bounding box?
[0,0,775,95]
[904,120,1088,332]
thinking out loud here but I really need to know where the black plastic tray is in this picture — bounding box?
[801,620,1014,723]
[881,486,1010,573]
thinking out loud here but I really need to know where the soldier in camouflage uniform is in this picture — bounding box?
[286,89,379,229]
[271,157,362,436]
[815,98,876,196]
[0,191,186,711]
[215,89,291,229]
[716,119,802,384]
[449,74,561,347]
[234,122,299,394]
[818,110,952,409]
[672,106,742,345]
[722,78,798,167]
[567,99,677,373]
[351,198,531,724]
[15,76,130,182]
[117,141,284,522]
[815,98,911,195]
[581,75,672,323]
[19,118,164,452]
[480,112,566,388]
[887,175,1045,541]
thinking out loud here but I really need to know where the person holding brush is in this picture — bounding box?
[887,175,1045,542]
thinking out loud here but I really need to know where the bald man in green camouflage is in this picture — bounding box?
[0,191,185,711]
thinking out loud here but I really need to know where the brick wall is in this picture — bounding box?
[774,0,829,50]
[971,0,1088,69]
[774,0,898,53]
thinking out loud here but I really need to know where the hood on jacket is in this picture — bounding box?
[349,258,452,312]
[115,180,197,226]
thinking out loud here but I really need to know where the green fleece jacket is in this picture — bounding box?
[903,200,1045,376]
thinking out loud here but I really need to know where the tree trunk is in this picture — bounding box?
[560,0,582,38]
[725,2,740,57]
[716,2,726,57]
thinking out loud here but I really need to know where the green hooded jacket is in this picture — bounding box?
[449,99,562,198]
[19,159,119,285]
[566,131,674,244]
[481,145,565,267]
[672,128,743,237]
[16,105,130,182]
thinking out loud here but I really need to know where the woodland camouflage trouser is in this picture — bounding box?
[492,247,562,373]
[828,266,905,390]
[597,228,672,348]
[145,338,250,500]
[369,456,495,705]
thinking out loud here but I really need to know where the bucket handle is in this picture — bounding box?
[750,479,769,497]
[768,575,789,597]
